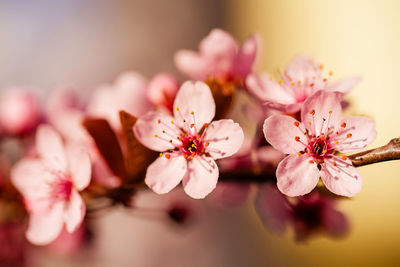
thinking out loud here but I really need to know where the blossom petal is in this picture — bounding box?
[66,143,91,191]
[246,73,295,105]
[333,116,377,153]
[183,157,219,199]
[284,55,320,83]
[233,34,260,78]
[11,158,54,203]
[276,154,320,197]
[145,155,187,194]
[173,81,215,131]
[326,76,361,94]
[321,159,362,197]
[174,50,210,80]
[255,184,291,234]
[199,29,238,58]
[263,115,307,154]
[26,202,65,245]
[36,125,67,171]
[210,182,251,207]
[64,190,85,233]
[203,119,244,159]
[134,111,177,152]
[301,90,343,136]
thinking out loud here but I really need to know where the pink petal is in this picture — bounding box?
[147,73,179,107]
[210,182,251,207]
[145,155,187,194]
[134,111,176,152]
[322,206,349,237]
[114,72,152,117]
[265,101,303,114]
[26,202,65,245]
[173,81,215,131]
[321,159,362,197]
[233,34,260,78]
[199,29,238,58]
[64,190,85,233]
[65,143,91,191]
[255,184,291,234]
[87,72,152,130]
[246,73,295,105]
[333,116,377,153]
[50,110,89,144]
[256,146,285,167]
[11,159,54,207]
[326,76,361,94]
[36,125,67,171]
[276,154,320,197]
[183,156,219,199]
[203,119,244,159]
[263,115,307,154]
[174,50,210,80]
[284,55,320,83]
[301,90,343,136]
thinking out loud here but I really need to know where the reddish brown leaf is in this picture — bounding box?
[83,118,126,179]
[119,111,158,183]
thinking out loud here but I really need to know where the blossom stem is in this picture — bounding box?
[349,137,400,167]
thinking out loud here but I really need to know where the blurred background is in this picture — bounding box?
[1,0,400,266]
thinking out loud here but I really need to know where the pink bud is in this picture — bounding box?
[147,73,179,110]
[0,89,41,136]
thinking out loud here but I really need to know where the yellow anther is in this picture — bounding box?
[154,134,158,137]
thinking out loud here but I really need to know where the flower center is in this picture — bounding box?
[180,135,206,159]
[50,174,73,202]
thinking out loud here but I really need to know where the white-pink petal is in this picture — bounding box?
[134,111,176,152]
[276,154,320,197]
[333,116,377,153]
[145,155,187,194]
[246,73,295,105]
[183,157,219,199]
[203,119,244,159]
[26,202,65,245]
[301,90,343,136]
[66,143,91,191]
[233,34,260,78]
[263,115,307,155]
[173,81,215,131]
[321,159,362,197]
[36,125,67,171]
[174,50,210,80]
[326,76,361,94]
[64,190,86,233]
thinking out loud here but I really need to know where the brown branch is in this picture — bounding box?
[349,137,400,167]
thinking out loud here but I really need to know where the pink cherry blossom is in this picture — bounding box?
[11,125,91,245]
[263,90,376,197]
[134,81,244,199]
[87,72,153,130]
[255,184,349,240]
[174,29,260,84]
[247,55,361,113]
[0,89,42,136]
[46,89,121,188]
[147,73,179,111]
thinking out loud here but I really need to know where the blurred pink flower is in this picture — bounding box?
[134,81,244,199]
[175,29,260,83]
[256,184,349,241]
[87,72,153,130]
[11,125,91,245]
[147,73,179,112]
[46,89,121,188]
[0,89,41,136]
[247,55,361,113]
[263,90,376,197]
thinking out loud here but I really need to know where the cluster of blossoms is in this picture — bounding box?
[0,28,378,260]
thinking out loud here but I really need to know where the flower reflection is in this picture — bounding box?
[256,183,350,241]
